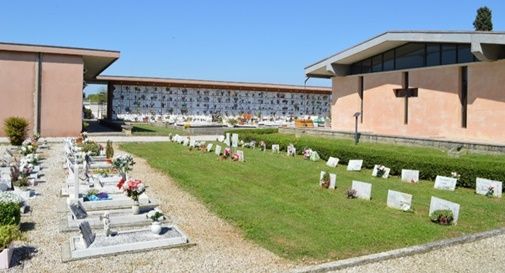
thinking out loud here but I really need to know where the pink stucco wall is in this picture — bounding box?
[0,51,36,137]
[331,61,505,144]
[40,54,83,137]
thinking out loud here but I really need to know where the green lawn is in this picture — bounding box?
[131,123,188,136]
[121,141,505,261]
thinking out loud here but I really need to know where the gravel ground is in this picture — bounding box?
[2,142,505,273]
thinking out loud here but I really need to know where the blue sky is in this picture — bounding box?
[1,1,504,93]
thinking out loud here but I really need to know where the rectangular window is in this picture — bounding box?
[383,50,395,71]
[461,66,468,128]
[426,43,441,66]
[361,58,372,73]
[371,55,382,72]
[359,76,364,123]
[441,44,457,65]
[395,43,425,70]
[350,62,362,74]
[457,44,473,63]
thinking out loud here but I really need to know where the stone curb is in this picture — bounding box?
[289,227,505,273]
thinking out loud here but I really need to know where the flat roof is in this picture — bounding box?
[0,41,120,80]
[95,75,332,94]
[305,31,505,78]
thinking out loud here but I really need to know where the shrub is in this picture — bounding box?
[430,209,454,225]
[0,225,22,250]
[83,108,94,119]
[226,128,278,135]
[80,141,101,156]
[237,132,505,189]
[106,140,114,159]
[3,117,29,145]
[0,202,21,226]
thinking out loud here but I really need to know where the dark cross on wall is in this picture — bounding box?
[393,72,418,124]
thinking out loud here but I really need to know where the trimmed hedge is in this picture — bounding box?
[225,128,278,135]
[0,202,21,226]
[237,132,505,189]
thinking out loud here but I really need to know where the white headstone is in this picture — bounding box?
[73,163,80,201]
[429,196,460,225]
[272,144,280,153]
[326,157,339,168]
[206,143,213,152]
[215,145,222,156]
[231,134,239,148]
[182,138,189,146]
[372,165,391,178]
[236,150,244,162]
[351,180,372,200]
[319,171,336,189]
[387,190,413,211]
[346,160,363,171]
[434,175,457,191]
[225,133,231,146]
[189,139,196,147]
[401,169,419,183]
[476,177,503,198]
[217,135,225,142]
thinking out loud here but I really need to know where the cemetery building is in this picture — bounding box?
[305,31,505,144]
[96,75,331,125]
[0,42,119,137]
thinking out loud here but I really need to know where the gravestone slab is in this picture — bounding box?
[346,160,363,171]
[214,145,222,156]
[206,143,213,152]
[319,171,336,189]
[351,180,372,200]
[434,176,457,191]
[189,139,196,147]
[476,178,503,198]
[326,157,339,168]
[236,150,244,162]
[79,221,96,248]
[217,135,225,142]
[70,202,88,220]
[271,144,280,153]
[231,134,239,148]
[372,165,391,178]
[287,146,296,157]
[429,196,460,224]
[225,133,231,146]
[401,169,419,183]
[387,190,412,211]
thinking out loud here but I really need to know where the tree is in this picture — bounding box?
[473,6,493,31]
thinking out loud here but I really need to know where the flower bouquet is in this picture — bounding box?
[20,143,36,156]
[259,141,266,151]
[112,154,136,174]
[146,208,165,222]
[231,153,240,161]
[222,147,232,159]
[119,179,145,214]
[303,148,313,160]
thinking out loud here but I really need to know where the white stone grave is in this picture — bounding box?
[372,165,391,178]
[326,157,339,168]
[351,181,372,200]
[429,196,460,224]
[434,175,457,191]
[271,144,280,153]
[319,171,336,189]
[215,145,222,156]
[236,150,244,162]
[476,177,503,198]
[206,143,213,152]
[401,169,419,183]
[231,134,239,148]
[346,160,363,171]
[225,133,231,146]
[387,190,412,211]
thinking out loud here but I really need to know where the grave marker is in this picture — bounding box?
[346,160,363,171]
[236,150,244,162]
[401,169,419,183]
[79,221,96,248]
[319,171,336,189]
[351,181,372,200]
[326,157,339,168]
[231,134,239,148]
[387,190,412,211]
[429,196,460,224]
[206,143,213,152]
[372,165,391,178]
[476,177,503,198]
[434,176,457,191]
[215,145,222,156]
[271,144,280,153]
[70,202,88,219]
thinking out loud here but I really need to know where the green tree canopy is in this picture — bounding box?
[473,6,493,31]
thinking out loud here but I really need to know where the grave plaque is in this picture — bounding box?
[351,180,372,200]
[387,190,412,211]
[401,169,419,183]
[206,143,213,152]
[79,221,96,248]
[346,160,363,171]
[189,139,196,147]
[476,177,503,198]
[237,150,244,162]
[319,171,336,189]
[372,165,391,178]
[429,196,460,224]
[434,176,457,191]
[70,202,88,219]
[225,133,231,146]
[326,157,339,168]
[231,134,239,148]
[217,135,225,142]
[271,144,280,153]
[215,145,222,156]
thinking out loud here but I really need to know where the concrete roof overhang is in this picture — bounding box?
[305,31,505,78]
[0,42,120,81]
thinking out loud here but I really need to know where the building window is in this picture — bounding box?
[457,44,473,63]
[361,58,372,73]
[383,49,395,71]
[461,66,468,128]
[426,43,441,66]
[395,43,425,69]
[441,44,457,65]
[372,55,382,72]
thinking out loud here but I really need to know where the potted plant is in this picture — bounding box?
[320,172,330,189]
[146,208,165,234]
[430,209,454,225]
[118,179,145,214]
[346,188,358,199]
[0,225,22,269]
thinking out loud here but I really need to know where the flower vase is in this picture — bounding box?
[0,247,13,269]
[151,221,162,234]
[132,201,140,215]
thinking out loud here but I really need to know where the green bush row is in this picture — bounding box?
[237,132,505,189]
[225,128,278,135]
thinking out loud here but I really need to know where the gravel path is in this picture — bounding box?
[3,142,505,273]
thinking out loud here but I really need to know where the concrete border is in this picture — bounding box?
[290,227,505,273]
